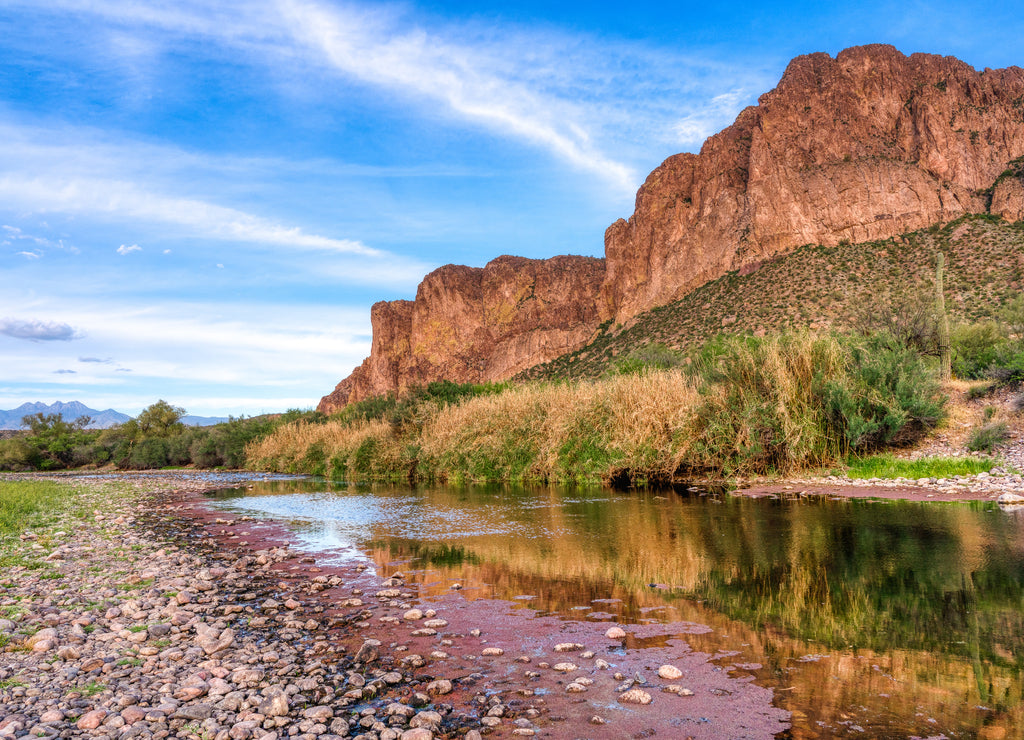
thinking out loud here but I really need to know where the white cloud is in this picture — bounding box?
[16,251,41,259]
[673,90,753,147]
[116,243,142,255]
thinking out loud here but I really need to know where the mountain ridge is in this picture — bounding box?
[319,44,1024,413]
[0,401,230,430]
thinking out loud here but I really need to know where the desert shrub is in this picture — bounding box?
[952,321,1008,379]
[609,342,683,375]
[820,332,943,450]
[985,343,1024,385]
[189,433,221,468]
[967,421,1010,452]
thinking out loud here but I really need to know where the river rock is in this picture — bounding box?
[426,679,452,696]
[355,639,381,663]
[658,665,683,680]
[75,709,108,730]
[619,688,653,705]
[605,626,626,639]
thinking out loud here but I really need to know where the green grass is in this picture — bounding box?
[80,681,106,697]
[843,453,996,480]
[0,481,74,533]
[0,678,27,689]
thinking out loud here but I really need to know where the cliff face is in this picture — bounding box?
[318,255,605,412]
[600,44,1024,322]
[320,44,1024,411]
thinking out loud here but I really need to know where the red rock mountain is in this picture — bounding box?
[319,44,1024,412]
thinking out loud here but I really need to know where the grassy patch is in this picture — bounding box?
[844,453,996,480]
[0,481,75,533]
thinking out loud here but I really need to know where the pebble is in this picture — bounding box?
[605,626,627,639]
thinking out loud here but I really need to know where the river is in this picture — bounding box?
[204,479,1024,739]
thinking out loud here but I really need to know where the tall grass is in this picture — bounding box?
[248,332,944,485]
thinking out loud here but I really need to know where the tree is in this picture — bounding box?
[132,400,186,439]
[19,412,93,469]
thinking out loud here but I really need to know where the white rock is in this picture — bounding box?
[658,664,683,680]
[605,626,626,639]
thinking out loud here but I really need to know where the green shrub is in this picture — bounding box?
[126,438,169,470]
[967,421,1010,452]
[952,321,1007,379]
[609,342,683,375]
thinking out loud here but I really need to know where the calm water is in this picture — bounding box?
[205,480,1024,739]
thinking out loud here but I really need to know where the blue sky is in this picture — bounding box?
[2,0,1022,416]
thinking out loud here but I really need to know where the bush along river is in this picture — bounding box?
[199,478,1024,739]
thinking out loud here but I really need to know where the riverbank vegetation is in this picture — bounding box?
[247,331,946,485]
[841,453,996,480]
[0,402,320,472]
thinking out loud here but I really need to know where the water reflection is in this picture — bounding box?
[206,482,1024,738]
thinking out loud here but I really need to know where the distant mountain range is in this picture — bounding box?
[0,401,229,430]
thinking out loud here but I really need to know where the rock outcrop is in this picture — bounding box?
[321,44,1024,410]
[600,44,1024,322]
[319,255,605,411]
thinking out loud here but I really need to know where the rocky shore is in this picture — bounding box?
[0,473,790,740]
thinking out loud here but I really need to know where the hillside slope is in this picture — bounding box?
[522,216,1024,380]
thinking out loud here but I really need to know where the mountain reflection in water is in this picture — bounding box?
[206,481,1024,739]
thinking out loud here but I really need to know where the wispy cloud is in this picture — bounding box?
[15,250,42,259]
[53,369,77,374]
[116,243,141,255]
[4,1,773,192]
[673,90,753,147]
[0,317,82,342]
[277,0,639,193]
[78,357,112,364]
[0,175,381,256]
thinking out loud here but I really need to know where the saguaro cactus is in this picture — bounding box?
[936,252,951,381]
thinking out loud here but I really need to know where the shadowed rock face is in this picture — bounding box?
[320,44,1024,411]
[318,255,606,412]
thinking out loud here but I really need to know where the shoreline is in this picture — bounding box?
[3,469,1020,739]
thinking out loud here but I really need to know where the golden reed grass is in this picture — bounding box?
[247,332,941,483]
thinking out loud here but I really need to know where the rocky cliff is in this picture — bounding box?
[319,255,605,411]
[320,44,1024,412]
[600,44,1024,322]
